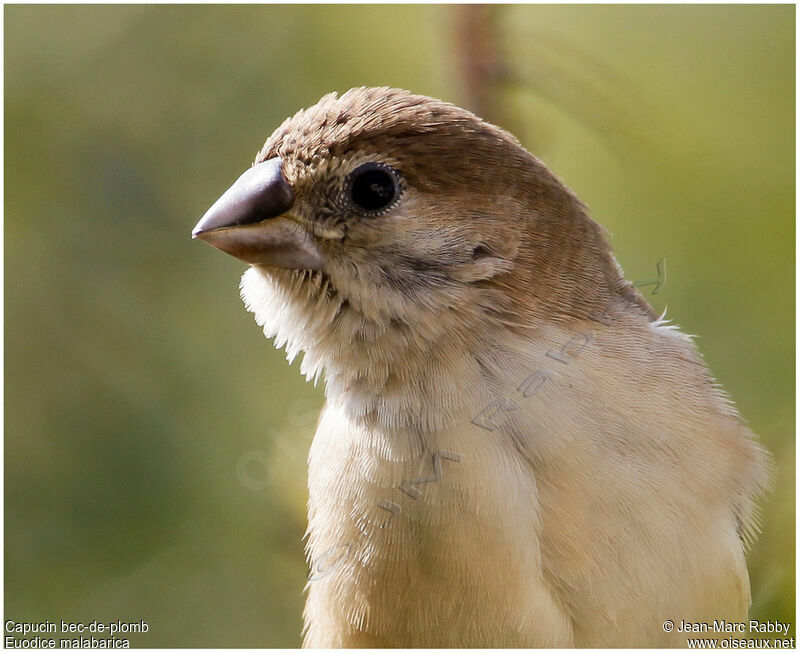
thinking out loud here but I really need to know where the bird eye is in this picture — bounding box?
[348,163,400,213]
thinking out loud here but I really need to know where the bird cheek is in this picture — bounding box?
[455,256,512,283]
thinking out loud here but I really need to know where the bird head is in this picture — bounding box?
[194,88,650,409]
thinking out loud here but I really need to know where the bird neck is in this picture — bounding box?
[239,233,652,435]
[321,312,506,433]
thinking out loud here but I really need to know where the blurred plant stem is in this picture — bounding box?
[453,6,517,134]
[452,5,652,157]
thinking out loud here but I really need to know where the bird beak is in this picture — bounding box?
[192,157,324,270]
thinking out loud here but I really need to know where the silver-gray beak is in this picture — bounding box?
[192,157,323,270]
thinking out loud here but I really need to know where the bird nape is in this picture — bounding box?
[193,87,770,648]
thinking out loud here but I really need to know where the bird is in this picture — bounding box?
[192,87,770,648]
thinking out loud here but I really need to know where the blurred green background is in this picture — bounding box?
[5,4,794,647]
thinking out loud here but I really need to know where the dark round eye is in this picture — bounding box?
[349,163,400,213]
